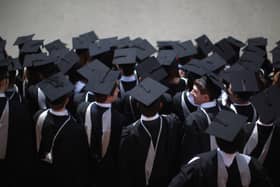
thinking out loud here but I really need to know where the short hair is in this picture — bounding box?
[194,76,221,101]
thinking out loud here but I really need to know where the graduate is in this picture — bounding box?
[119,77,183,187]
[76,65,126,187]
[244,85,280,187]
[169,110,273,187]
[34,73,90,187]
[0,59,37,186]
[181,72,231,163]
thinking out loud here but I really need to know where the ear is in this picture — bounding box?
[202,94,210,102]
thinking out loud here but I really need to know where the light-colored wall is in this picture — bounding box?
[0,0,279,57]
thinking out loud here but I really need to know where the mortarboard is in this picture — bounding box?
[132,38,156,62]
[113,48,137,65]
[128,77,169,106]
[37,73,74,102]
[157,41,179,50]
[72,36,90,50]
[206,110,247,142]
[45,39,67,53]
[201,53,227,72]
[13,34,35,46]
[23,53,53,68]
[195,34,214,57]
[156,50,177,67]
[55,50,80,74]
[136,57,168,81]
[79,30,98,43]
[173,40,198,59]
[214,39,236,64]
[247,37,267,48]
[7,57,22,72]
[116,37,133,49]
[89,37,118,57]
[21,40,44,53]
[77,59,109,81]
[228,70,259,93]
[181,59,208,77]
[226,36,245,50]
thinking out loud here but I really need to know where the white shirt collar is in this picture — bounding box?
[74,81,85,93]
[0,93,5,97]
[256,119,273,126]
[200,100,217,109]
[49,109,69,116]
[120,74,137,82]
[186,91,199,106]
[232,101,251,106]
[95,102,112,108]
[217,148,237,167]
[141,113,159,121]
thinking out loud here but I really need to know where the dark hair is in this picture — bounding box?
[48,93,72,110]
[233,91,253,102]
[94,83,118,103]
[119,64,136,76]
[139,99,161,117]
[194,76,221,100]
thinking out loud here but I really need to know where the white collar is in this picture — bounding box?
[186,91,199,106]
[141,113,160,121]
[217,148,237,167]
[74,81,86,93]
[95,102,112,108]
[232,102,251,106]
[0,93,5,97]
[49,109,69,116]
[120,74,137,82]
[200,100,217,109]
[256,119,273,127]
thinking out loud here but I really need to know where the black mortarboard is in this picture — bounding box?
[13,34,35,46]
[136,57,168,81]
[0,37,6,52]
[7,57,22,72]
[132,38,156,61]
[128,77,169,106]
[226,36,245,50]
[45,39,67,53]
[157,41,179,50]
[55,50,79,74]
[113,48,137,65]
[195,34,214,57]
[243,45,266,57]
[214,39,236,64]
[157,50,177,67]
[79,30,98,43]
[247,37,267,48]
[77,59,109,81]
[228,70,259,93]
[50,47,70,59]
[21,40,44,53]
[116,37,133,49]
[239,52,265,72]
[181,59,208,76]
[85,68,120,95]
[272,50,280,68]
[173,40,198,59]
[201,53,227,72]
[89,37,118,57]
[72,36,90,50]
[23,53,53,67]
[206,110,247,142]
[37,73,74,102]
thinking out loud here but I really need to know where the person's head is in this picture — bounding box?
[227,84,253,103]
[94,82,119,103]
[191,76,221,105]
[216,129,245,153]
[118,64,136,76]
[139,99,161,117]
[0,61,9,92]
[48,93,71,111]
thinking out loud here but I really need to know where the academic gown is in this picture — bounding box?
[5,85,22,104]
[119,80,137,94]
[77,102,126,187]
[0,95,37,187]
[168,150,273,187]
[181,104,232,164]
[246,122,280,187]
[34,110,90,187]
[26,85,47,117]
[172,91,198,121]
[119,114,183,187]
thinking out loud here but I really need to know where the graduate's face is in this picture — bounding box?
[191,85,209,105]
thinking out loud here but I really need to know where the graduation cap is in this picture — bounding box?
[89,37,118,57]
[23,53,53,68]
[247,37,267,48]
[7,57,22,72]
[55,50,79,74]
[85,68,120,95]
[157,41,179,50]
[206,110,247,142]
[116,37,133,49]
[157,50,177,67]
[226,36,245,51]
[0,37,6,52]
[132,38,156,61]
[195,34,214,57]
[113,48,137,65]
[77,59,110,81]
[79,30,98,43]
[181,59,208,77]
[136,57,168,81]
[45,39,67,53]
[72,36,90,50]
[227,70,259,93]
[128,77,169,107]
[50,47,70,59]
[201,53,226,72]
[251,88,277,124]
[173,40,198,59]
[214,39,236,64]
[37,73,74,102]
[21,40,44,53]
[243,45,266,57]
[13,34,35,46]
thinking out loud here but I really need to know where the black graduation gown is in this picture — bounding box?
[5,85,22,104]
[248,123,280,187]
[232,103,257,123]
[0,96,37,187]
[120,80,137,93]
[34,110,90,187]
[77,102,126,187]
[26,85,47,117]
[172,91,198,121]
[181,104,232,164]
[119,114,183,187]
[169,150,273,187]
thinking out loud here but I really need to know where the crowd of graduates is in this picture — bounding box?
[0,31,280,187]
